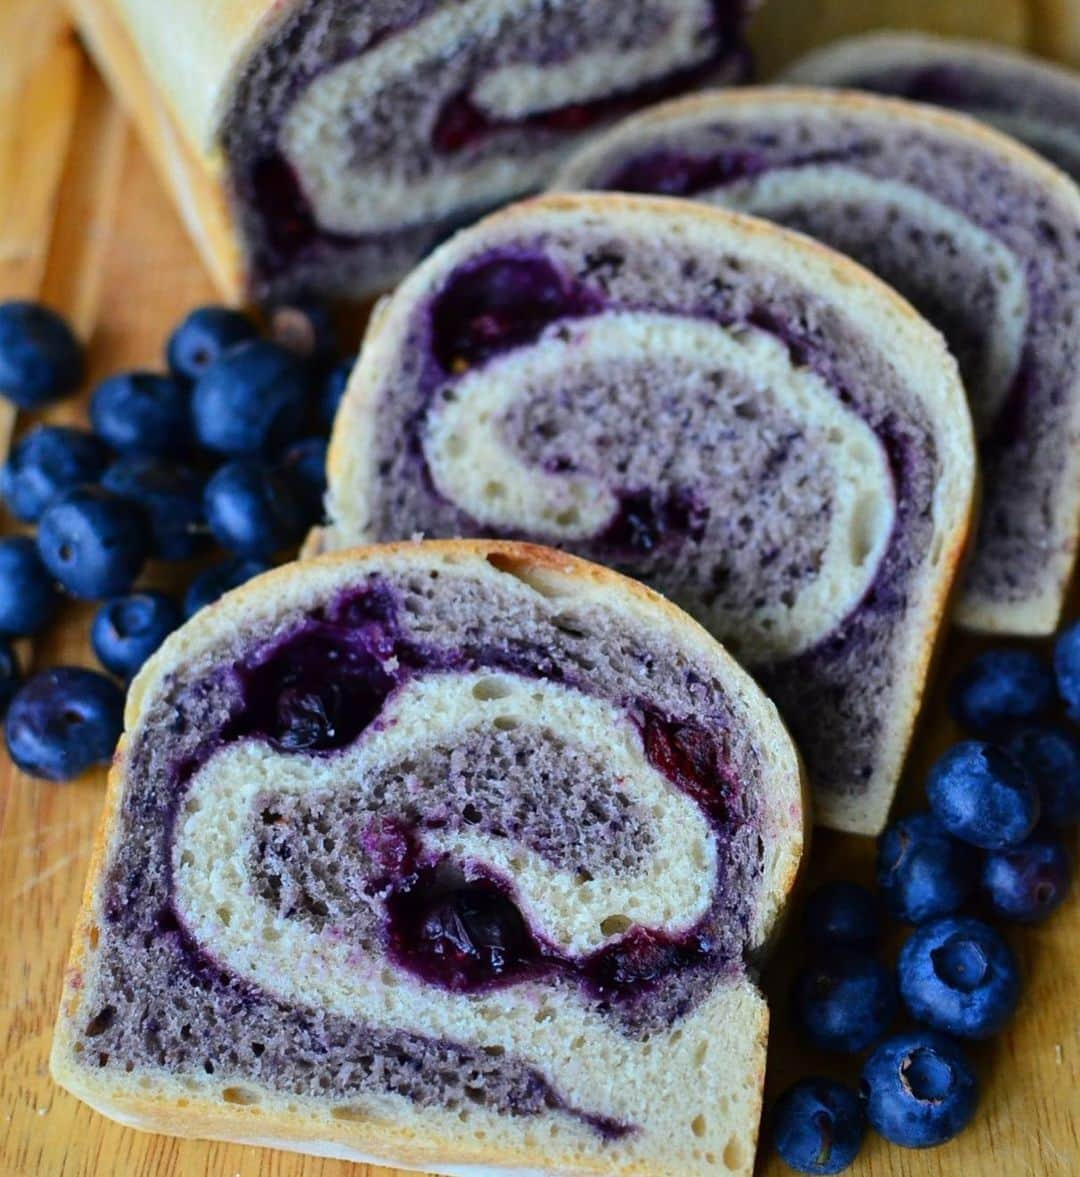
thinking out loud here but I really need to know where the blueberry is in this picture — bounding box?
[1006,726,1080,827]
[166,305,258,383]
[0,536,61,636]
[949,649,1055,735]
[898,916,1020,1039]
[91,591,182,679]
[102,457,207,561]
[926,741,1039,849]
[37,486,148,599]
[184,556,270,618]
[204,460,303,557]
[877,812,979,924]
[1054,622,1080,721]
[280,437,328,526]
[0,300,83,409]
[5,667,123,781]
[772,1078,865,1174]
[90,371,190,457]
[0,639,22,716]
[0,425,109,522]
[270,299,338,364]
[320,357,353,431]
[793,949,897,1053]
[803,881,881,950]
[860,1031,978,1148]
[192,340,311,457]
[981,831,1072,922]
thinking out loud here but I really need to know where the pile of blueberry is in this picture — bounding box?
[772,639,1080,1172]
[0,298,354,782]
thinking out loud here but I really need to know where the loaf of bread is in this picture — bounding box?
[51,540,804,1176]
[312,193,976,834]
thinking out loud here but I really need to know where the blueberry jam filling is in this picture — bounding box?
[598,487,710,556]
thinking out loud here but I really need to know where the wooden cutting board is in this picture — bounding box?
[1,5,1077,1175]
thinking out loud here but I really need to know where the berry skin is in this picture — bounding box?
[926,741,1040,849]
[5,667,124,781]
[204,460,303,557]
[270,299,338,363]
[37,486,148,599]
[90,371,191,457]
[860,1031,978,1148]
[803,881,880,950]
[192,340,311,457]
[0,536,61,636]
[320,357,353,431]
[876,812,978,924]
[898,916,1020,1039]
[793,949,897,1053]
[1006,726,1080,827]
[981,832,1072,923]
[772,1078,865,1175]
[0,300,83,409]
[1054,622,1080,721]
[0,425,109,522]
[102,457,207,561]
[280,437,328,526]
[166,305,257,383]
[0,639,22,716]
[91,591,182,680]
[184,557,270,618]
[949,649,1055,735]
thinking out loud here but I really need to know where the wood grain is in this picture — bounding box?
[1,7,1078,1177]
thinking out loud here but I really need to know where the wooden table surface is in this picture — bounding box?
[1,4,1078,1175]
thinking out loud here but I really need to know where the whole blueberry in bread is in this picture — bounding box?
[51,540,804,1175]
[556,90,1080,636]
[314,193,976,835]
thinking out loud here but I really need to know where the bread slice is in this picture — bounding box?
[555,90,1080,636]
[780,30,1080,180]
[69,0,756,302]
[312,192,975,834]
[51,539,805,1176]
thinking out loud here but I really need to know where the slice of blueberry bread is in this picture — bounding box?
[781,31,1080,181]
[313,193,975,834]
[51,540,804,1176]
[556,91,1080,636]
[71,0,756,302]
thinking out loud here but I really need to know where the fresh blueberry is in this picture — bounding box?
[90,371,190,457]
[192,340,311,457]
[203,460,303,557]
[184,556,270,618]
[102,457,207,561]
[876,812,978,924]
[804,881,881,950]
[166,305,258,383]
[898,916,1020,1039]
[0,639,22,716]
[280,437,328,526]
[1006,726,1080,827]
[981,831,1072,922]
[37,486,148,599]
[1,425,109,522]
[772,1078,865,1174]
[0,300,83,409]
[1054,622,1080,721]
[5,667,124,781]
[270,299,338,364]
[0,536,61,636]
[320,357,353,431]
[927,741,1039,849]
[860,1031,978,1148]
[91,591,182,680]
[949,649,1055,735]
[794,949,897,1053]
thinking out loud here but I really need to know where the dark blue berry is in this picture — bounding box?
[0,639,22,716]
[1006,726,1080,827]
[203,460,303,557]
[192,340,311,457]
[102,457,207,561]
[184,557,270,618]
[876,812,978,924]
[90,371,190,457]
[0,300,83,409]
[949,649,1055,735]
[898,916,1020,1039]
[1054,622,1080,721]
[166,305,257,383]
[793,949,897,1053]
[927,741,1039,849]
[0,536,61,636]
[280,437,328,526]
[981,831,1072,922]
[91,591,182,680]
[37,486,148,599]
[860,1031,978,1148]
[772,1078,865,1174]
[0,425,109,522]
[270,300,338,364]
[5,667,124,781]
[320,357,353,431]
[803,881,880,950]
